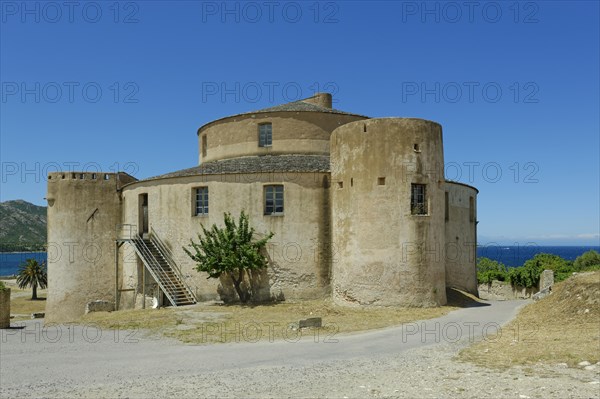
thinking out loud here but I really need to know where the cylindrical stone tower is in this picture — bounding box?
[330,118,447,306]
[45,171,136,322]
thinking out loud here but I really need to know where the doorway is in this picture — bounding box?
[139,193,149,238]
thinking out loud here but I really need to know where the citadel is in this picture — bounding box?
[45,93,478,322]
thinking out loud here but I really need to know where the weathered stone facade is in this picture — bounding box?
[46,93,479,322]
[0,288,10,328]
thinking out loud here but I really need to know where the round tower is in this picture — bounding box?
[330,118,446,306]
[45,171,136,322]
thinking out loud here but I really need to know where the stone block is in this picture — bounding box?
[85,300,115,314]
[299,317,322,328]
[539,269,554,291]
[0,289,10,328]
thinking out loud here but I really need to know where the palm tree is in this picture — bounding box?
[16,259,47,300]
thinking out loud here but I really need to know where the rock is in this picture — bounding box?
[584,365,597,371]
[556,363,568,368]
[532,286,551,301]
[299,317,322,329]
[31,312,45,319]
[85,300,115,314]
[539,269,554,291]
[578,361,592,367]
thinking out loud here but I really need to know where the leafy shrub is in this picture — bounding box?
[477,257,508,284]
[0,281,6,292]
[574,250,600,271]
[508,253,576,287]
[184,211,273,303]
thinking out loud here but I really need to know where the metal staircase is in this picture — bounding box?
[120,225,196,307]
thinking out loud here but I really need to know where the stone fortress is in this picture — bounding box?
[45,93,478,323]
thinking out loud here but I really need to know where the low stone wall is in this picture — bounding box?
[0,289,11,328]
[478,281,536,300]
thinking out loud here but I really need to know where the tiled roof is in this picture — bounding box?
[142,155,330,181]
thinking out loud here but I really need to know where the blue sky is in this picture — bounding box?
[1,1,598,246]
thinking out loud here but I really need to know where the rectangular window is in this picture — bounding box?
[264,185,284,215]
[194,187,209,216]
[411,184,427,215]
[469,196,475,222]
[259,123,272,147]
[445,191,449,221]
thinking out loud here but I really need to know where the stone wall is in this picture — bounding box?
[0,289,10,328]
[45,172,137,323]
[444,182,478,295]
[198,109,366,164]
[478,281,536,300]
[120,171,332,306]
[330,118,447,307]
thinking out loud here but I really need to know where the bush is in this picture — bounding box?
[0,281,6,292]
[574,250,600,270]
[477,257,508,284]
[508,253,575,287]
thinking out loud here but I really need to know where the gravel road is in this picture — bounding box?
[1,299,598,398]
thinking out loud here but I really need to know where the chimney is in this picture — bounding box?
[302,92,332,109]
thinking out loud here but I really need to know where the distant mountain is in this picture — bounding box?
[0,200,47,251]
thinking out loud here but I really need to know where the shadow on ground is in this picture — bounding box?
[446,288,490,308]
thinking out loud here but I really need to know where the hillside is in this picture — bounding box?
[461,271,600,368]
[0,200,47,251]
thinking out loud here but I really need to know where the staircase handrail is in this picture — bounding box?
[149,227,196,303]
[131,235,178,306]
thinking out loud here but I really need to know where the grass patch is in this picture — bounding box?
[3,279,47,320]
[460,271,600,369]
[82,298,460,345]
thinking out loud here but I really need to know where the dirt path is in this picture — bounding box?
[1,300,598,398]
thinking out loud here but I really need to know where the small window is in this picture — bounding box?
[378,177,385,186]
[445,191,449,221]
[71,173,76,179]
[79,173,85,179]
[264,185,284,215]
[104,174,110,180]
[259,123,272,147]
[194,187,209,216]
[469,196,475,222]
[91,173,97,180]
[413,143,421,152]
[350,178,354,187]
[338,181,343,189]
[411,184,428,215]
[202,135,207,158]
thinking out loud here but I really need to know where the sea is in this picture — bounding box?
[0,246,598,276]
[0,252,48,277]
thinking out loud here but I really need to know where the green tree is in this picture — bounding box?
[476,257,508,284]
[574,250,600,271]
[508,253,574,287]
[183,211,274,303]
[16,259,47,300]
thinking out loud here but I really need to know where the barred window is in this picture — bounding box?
[264,185,284,215]
[259,123,272,147]
[194,187,209,216]
[411,184,427,215]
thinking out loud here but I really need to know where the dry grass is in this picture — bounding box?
[82,296,463,345]
[2,279,47,320]
[460,271,600,369]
